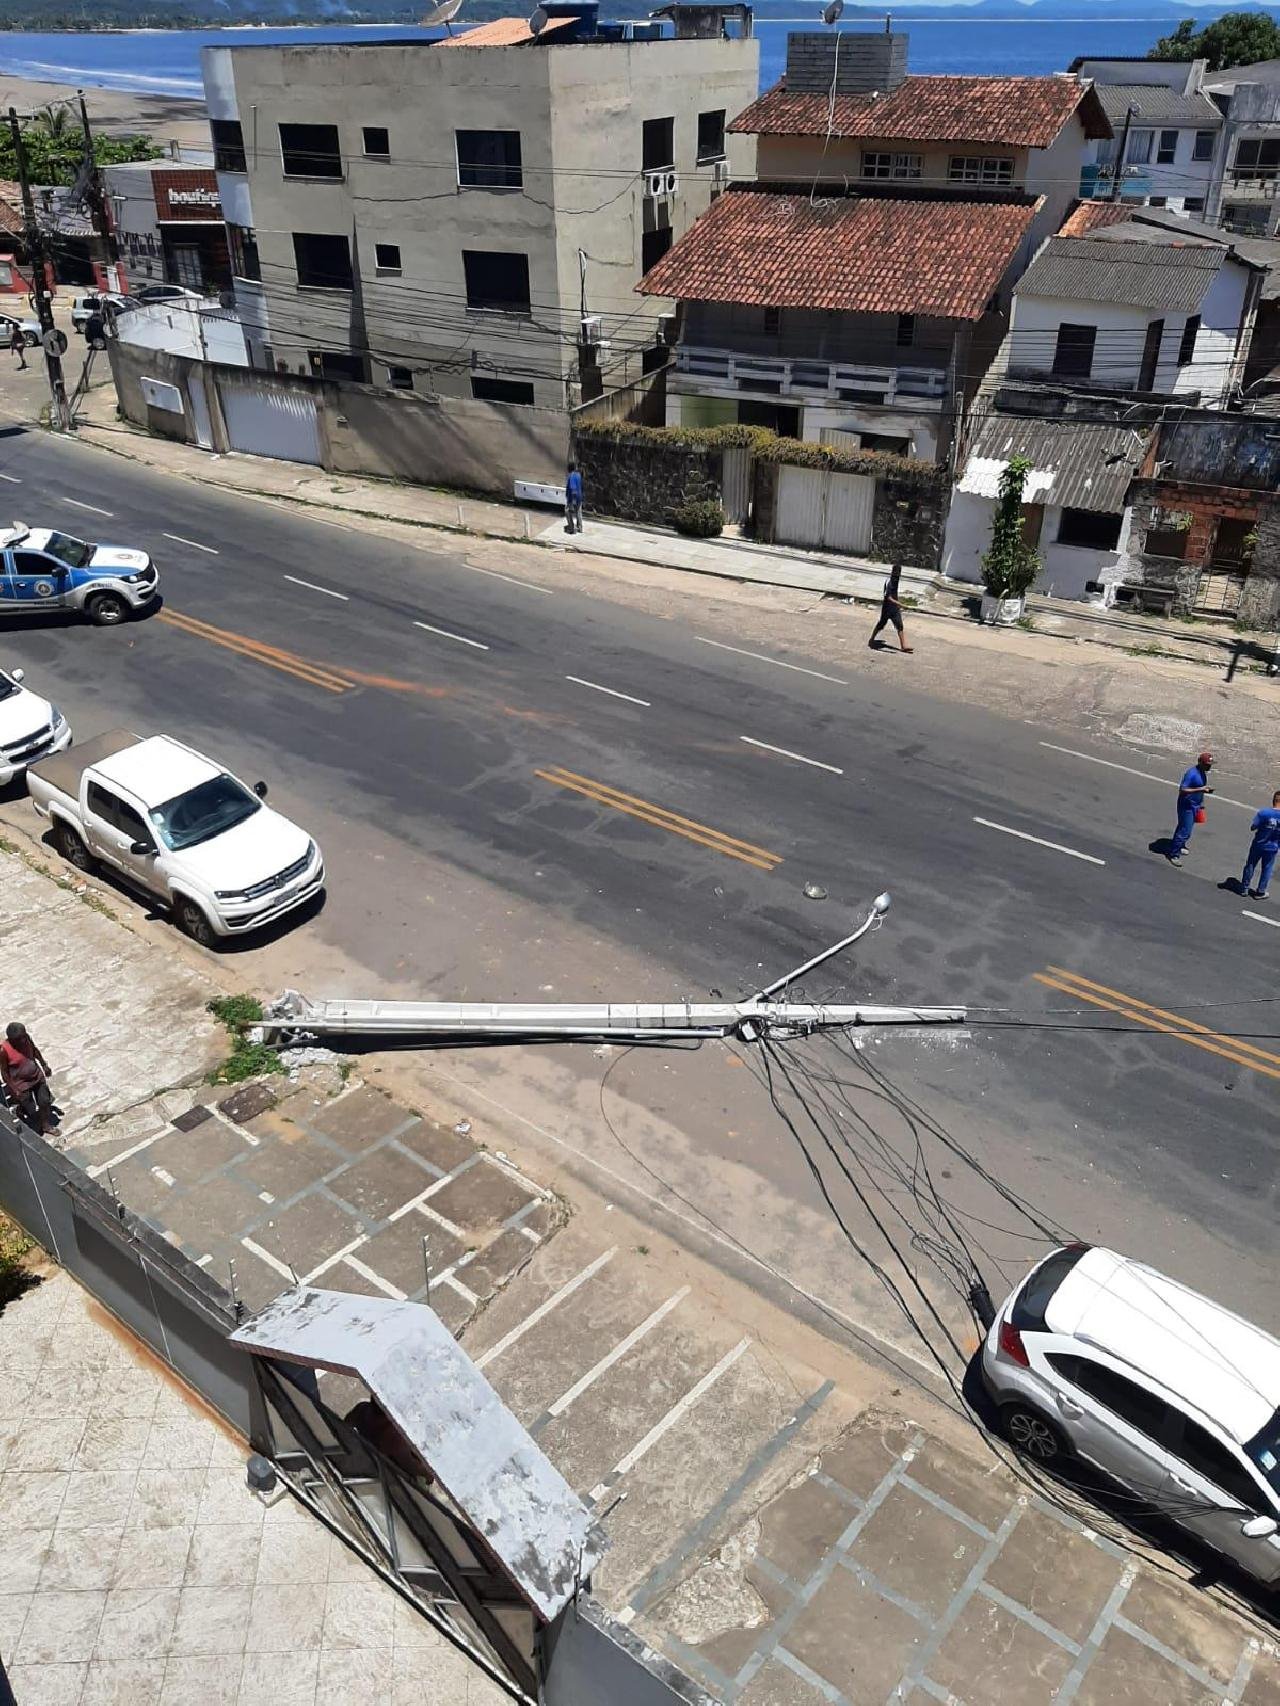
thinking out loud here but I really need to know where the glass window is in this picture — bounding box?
[1157,129,1178,165]
[113,800,151,844]
[1177,314,1200,367]
[1048,1355,1172,1443]
[1235,138,1280,176]
[1011,1246,1089,1331]
[864,151,921,179]
[697,110,726,164]
[12,550,56,576]
[1052,322,1096,379]
[1175,1418,1267,1511]
[462,250,531,313]
[642,117,675,172]
[87,782,125,831]
[948,155,1013,185]
[43,533,93,569]
[387,365,413,390]
[1127,130,1154,166]
[293,233,353,291]
[362,126,390,158]
[374,243,401,273]
[1184,196,1205,213]
[471,376,535,405]
[211,119,246,174]
[642,224,673,274]
[456,131,522,190]
[279,123,343,179]
[229,225,261,284]
[310,350,366,383]
[1057,509,1123,551]
[1244,1408,1280,1498]
[1193,131,1215,162]
[150,774,260,851]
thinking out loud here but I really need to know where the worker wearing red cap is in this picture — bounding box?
[1169,750,1214,865]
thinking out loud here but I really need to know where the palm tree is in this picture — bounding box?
[29,102,75,143]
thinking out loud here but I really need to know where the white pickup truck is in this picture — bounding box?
[28,729,324,945]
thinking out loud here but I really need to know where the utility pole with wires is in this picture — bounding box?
[258,893,967,1047]
[77,89,119,292]
[1108,104,1137,204]
[7,107,70,432]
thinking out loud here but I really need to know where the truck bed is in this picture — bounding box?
[28,728,140,803]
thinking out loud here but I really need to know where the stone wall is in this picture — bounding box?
[572,432,723,526]
[1126,478,1280,623]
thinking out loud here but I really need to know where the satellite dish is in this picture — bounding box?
[421,0,464,31]
[529,5,548,33]
[820,0,844,21]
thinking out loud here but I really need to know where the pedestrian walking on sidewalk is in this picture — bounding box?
[9,324,26,371]
[1,1022,54,1136]
[1168,750,1214,864]
[1241,790,1280,899]
[868,564,913,653]
[564,461,584,535]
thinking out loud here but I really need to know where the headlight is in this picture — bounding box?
[214,886,251,901]
[49,705,66,731]
[121,574,140,584]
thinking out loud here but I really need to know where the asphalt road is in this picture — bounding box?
[1,426,1276,1366]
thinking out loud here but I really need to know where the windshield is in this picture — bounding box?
[0,672,18,702]
[150,774,261,851]
[44,532,94,570]
[1245,1410,1280,1499]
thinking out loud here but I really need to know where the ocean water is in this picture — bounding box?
[0,13,1219,98]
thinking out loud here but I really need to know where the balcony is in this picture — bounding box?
[673,345,949,410]
[1225,169,1279,200]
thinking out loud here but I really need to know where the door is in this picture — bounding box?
[775,466,874,555]
[84,782,165,896]
[1138,319,1165,391]
[9,549,70,612]
[1160,1416,1280,1583]
[187,372,214,451]
[217,375,322,465]
[822,470,875,554]
[720,446,751,526]
[1044,1353,1174,1503]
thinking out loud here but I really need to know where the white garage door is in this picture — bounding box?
[217,376,321,466]
[776,465,874,554]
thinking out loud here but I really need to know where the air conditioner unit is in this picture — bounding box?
[580,314,603,346]
[645,171,668,200]
[657,312,677,346]
[712,160,728,186]
[664,170,680,197]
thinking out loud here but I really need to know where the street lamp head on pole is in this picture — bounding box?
[872,892,891,916]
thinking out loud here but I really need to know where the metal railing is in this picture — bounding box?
[1226,169,1280,198]
[673,345,949,407]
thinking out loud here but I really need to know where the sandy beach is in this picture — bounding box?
[0,72,208,153]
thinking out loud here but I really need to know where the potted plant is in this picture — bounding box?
[979,455,1041,625]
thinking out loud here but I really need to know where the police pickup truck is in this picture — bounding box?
[0,524,159,625]
[28,729,324,945]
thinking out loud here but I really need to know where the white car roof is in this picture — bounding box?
[1045,1247,1280,1444]
[93,735,223,809]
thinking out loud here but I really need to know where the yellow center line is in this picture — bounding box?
[158,610,353,694]
[536,766,782,871]
[1045,964,1280,1072]
[1034,971,1280,1083]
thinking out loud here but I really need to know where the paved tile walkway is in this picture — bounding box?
[0,1267,507,1706]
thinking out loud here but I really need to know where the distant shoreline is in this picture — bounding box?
[0,72,206,151]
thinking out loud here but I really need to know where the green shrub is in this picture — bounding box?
[573,418,944,490]
[206,994,285,1084]
[672,498,725,537]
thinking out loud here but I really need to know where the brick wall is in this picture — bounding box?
[1127,478,1280,622]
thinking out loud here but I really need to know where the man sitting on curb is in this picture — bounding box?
[1,1021,55,1136]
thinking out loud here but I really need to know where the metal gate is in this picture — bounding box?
[1194,568,1247,616]
[775,465,874,554]
[217,374,322,465]
[720,446,752,525]
[187,372,214,451]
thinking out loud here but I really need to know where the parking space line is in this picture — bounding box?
[87,1128,168,1178]
[588,1337,751,1500]
[344,1254,407,1301]
[545,1287,690,1422]
[1054,1563,1137,1706]
[740,736,843,776]
[486,1151,551,1200]
[304,1233,369,1283]
[974,817,1105,866]
[163,532,219,555]
[414,619,489,651]
[475,1247,616,1370]
[416,1202,467,1241]
[284,574,349,601]
[62,497,113,517]
[241,1235,297,1283]
[442,1271,479,1305]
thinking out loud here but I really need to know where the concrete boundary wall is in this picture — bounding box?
[107,339,571,496]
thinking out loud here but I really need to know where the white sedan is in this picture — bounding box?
[0,665,71,786]
[0,310,42,348]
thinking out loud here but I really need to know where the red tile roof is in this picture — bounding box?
[438,14,575,45]
[730,74,1110,147]
[1058,199,1132,237]
[637,190,1041,320]
[0,183,23,241]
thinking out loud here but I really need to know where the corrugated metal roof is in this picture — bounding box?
[1093,83,1222,126]
[958,413,1154,512]
[231,1287,605,1622]
[1016,234,1225,312]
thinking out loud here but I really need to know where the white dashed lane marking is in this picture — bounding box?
[565,675,651,708]
[284,574,348,601]
[974,816,1106,867]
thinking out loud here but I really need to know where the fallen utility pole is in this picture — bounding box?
[262,893,966,1047]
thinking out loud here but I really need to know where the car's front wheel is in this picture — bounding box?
[85,592,129,626]
[174,896,217,948]
[1001,1402,1071,1465]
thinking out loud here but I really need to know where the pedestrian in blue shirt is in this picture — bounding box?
[1168,750,1213,864]
[1242,790,1280,900]
[564,462,584,535]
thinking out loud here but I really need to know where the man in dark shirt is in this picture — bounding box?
[868,564,913,653]
[1242,790,1280,900]
[1,1022,53,1134]
[1169,751,1213,865]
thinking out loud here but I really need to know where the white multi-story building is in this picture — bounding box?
[1070,56,1222,216]
[200,1,757,407]
[1203,58,1280,238]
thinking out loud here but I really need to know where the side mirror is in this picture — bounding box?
[253,781,268,799]
[1241,1514,1278,1540]
[10,667,23,683]
[129,840,154,857]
